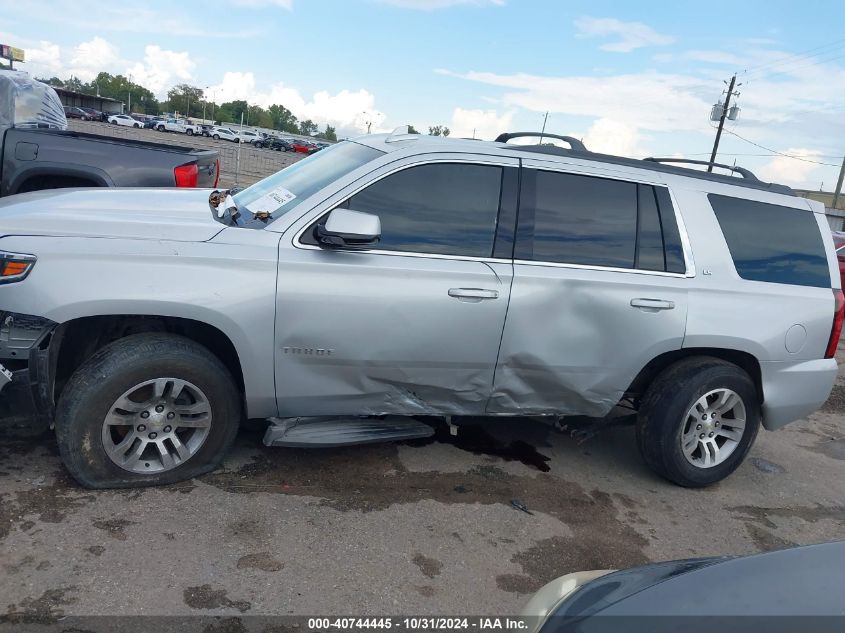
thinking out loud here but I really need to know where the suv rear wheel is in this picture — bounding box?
[636,357,760,487]
[55,333,241,489]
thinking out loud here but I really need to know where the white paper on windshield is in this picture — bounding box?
[248,187,297,215]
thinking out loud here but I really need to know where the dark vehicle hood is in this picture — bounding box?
[0,188,224,242]
[548,542,845,625]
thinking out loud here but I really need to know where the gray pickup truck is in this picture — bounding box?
[1,127,220,195]
[1,130,839,491]
[0,71,219,196]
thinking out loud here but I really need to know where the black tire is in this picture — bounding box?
[636,356,760,487]
[213,134,220,140]
[55,333,242,489]
[186,129,193,136]
[134,123,140,128]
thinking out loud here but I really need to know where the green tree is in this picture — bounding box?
[268,104,299,133]
[428,125,450,137]
[317,124,337,142]
[298,119,318,136]
[407,124,419,134]
[165,84,204,118]
[84,72,159,114]
[216,100,249,124]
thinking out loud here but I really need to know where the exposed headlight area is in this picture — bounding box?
[0,251,36,284]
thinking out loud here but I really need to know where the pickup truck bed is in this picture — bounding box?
[1,127,220,196]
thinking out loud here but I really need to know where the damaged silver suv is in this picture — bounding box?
[1,129,841,489]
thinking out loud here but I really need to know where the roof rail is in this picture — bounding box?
[643,157,759,182]
[495,132,588,152]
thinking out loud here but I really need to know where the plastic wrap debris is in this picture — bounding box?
[0,70,67,131]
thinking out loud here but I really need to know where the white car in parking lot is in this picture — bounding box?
[155,118,202,136]
[236,129,264,145]
[107,114,142,128]
[209,126,241,142]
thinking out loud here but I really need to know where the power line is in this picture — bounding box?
[742,37,845,75]
[714,126,840,167]
[745,48,845,80]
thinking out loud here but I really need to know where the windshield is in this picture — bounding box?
[230,140,384,227]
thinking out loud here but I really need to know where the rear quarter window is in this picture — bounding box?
[709,194,830,288]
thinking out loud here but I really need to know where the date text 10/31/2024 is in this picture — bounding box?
[307,617,532,631]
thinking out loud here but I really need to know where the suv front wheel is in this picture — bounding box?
[636,357,760,487]
[55,333,241,489]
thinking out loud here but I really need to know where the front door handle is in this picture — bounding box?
[448,288,499,302]
[630,298,675,311]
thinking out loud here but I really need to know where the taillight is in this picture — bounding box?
[0,251,36,284]
[213,158,220,188]
[174,163,199,188]
[825,289,845,359]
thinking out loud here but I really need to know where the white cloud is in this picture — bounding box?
[68,37,120,82]
[757,149,825,188]
[437,68,709,134]
[449,107,513,139]
[574,16,674,52]
[21,40,62,77]
[582,118,645,157]
[206,71,387,135]
[125,46,196,97]
[379,0,504,8]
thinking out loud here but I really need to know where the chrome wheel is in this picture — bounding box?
[102,378,212,474]
[681,388,746,469]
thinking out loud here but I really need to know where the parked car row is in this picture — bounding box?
[63,106,120,122]
[255,136,328,153]
[62,109,332,151]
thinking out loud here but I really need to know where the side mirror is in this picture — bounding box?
[316,208,381,248]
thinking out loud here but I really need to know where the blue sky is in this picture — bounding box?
[2,0,845,188]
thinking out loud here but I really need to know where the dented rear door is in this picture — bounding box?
[488,160,690,417]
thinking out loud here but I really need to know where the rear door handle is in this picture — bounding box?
[630,298,675,311]
[448,288,499,301]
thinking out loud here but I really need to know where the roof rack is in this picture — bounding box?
[495,132,587,152]
[493,131,793,196]
[643,157,759,182]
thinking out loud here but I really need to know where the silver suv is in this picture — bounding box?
[1,129,840,489]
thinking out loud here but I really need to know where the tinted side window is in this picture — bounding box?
[520,170,638,268]
[315,163,503,257]
[709,194,829,288]
[636,184,665,271]
[654,187,685,273]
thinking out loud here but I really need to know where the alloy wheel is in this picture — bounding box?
[101,377,212,474]
[680,388,746,468]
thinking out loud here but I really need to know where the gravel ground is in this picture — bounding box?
[66,120,305,188]
[2,342,844,627]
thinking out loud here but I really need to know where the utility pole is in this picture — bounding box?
[833,156,845,210]
[708,74,740,172]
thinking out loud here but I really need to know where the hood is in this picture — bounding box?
[0,188,225,242]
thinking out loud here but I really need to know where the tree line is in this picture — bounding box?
[38,72,452,141]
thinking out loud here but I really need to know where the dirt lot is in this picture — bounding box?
[66,120,304,188]
[2,340,844,625]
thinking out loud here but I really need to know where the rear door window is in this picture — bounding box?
[709,194,829,288]
[515,169,686,273]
